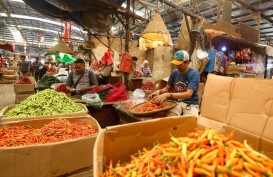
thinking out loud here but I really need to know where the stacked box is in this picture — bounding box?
[2,70,18,84]
[14,84,35,104]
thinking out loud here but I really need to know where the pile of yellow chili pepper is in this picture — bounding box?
[101,129,273,177]
[0,119,98,147]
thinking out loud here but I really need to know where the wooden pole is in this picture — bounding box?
[258,12,261,43]
[124,0,130,88]
[88,33,92,66]
[217,0,222,25]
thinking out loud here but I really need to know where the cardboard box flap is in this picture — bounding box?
[262,116,273,141]
[196,116,228,132]
[226,125,261,151]
[260,139,273,159]
[93,129,106,176]
[104,116,196,164]
[106,116,195,137]
[227,78,273,136]
[200,74,234,123]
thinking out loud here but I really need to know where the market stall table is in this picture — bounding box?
[69,95,120,128]
[0,71,3,83]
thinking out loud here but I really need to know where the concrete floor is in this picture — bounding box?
[0,83,93,177]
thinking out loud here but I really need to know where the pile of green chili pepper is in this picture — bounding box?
[4,89,84,117]
[0,119,98,147]
[38,74,62,87]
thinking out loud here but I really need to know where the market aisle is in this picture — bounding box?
[0,84,15,110]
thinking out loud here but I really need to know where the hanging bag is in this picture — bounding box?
[119,52,132,73]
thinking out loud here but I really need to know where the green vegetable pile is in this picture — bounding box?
[38,74,62,87]
[4,89,85,117]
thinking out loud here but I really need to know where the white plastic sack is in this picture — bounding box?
[132,89,145,99]
[82,93,103,109]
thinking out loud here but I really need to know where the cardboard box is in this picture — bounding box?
[2,74,18,80]
[2,79,17,84]
[14,84,35,94]
[0,103,88,123]
[94,74,273,176]
[15,93,34,104]
[3,70,16,75]
[0,116,101,177]
[94,116,197,176]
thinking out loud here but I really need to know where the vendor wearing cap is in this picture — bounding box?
[150,50,200,116]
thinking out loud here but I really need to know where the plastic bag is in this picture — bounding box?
[119,52,132,73]
[90,84,112,94]
[100,48,114,66]
[132,89,145,99]
[104,82,129,102]
[82,93,103,109]
[91,60,100,70]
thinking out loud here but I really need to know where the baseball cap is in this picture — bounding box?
[171,50,190,65]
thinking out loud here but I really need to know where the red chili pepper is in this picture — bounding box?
[55,84,71,94]
[17,76,32,84]
[0,119,98,147]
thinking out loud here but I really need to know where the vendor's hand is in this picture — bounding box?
[148,90,161,100]
[151,93,169,104]
[80,87,88,92]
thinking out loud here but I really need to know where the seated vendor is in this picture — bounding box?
[139,60,152,77]
[66,59,98,95]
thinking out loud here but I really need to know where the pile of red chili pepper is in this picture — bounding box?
[17,76,32,84]
[133,101,172,113]
[0,119,98,147]
[141,82,154,90]
[101,129,273,177]
[55,84,71,94]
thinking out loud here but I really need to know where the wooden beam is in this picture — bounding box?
[235,0,273,24]
[162,0,200,19]
[92,35,108,48]
[101,0,146,21]
[114,13,125,28]
[217,0,222,24]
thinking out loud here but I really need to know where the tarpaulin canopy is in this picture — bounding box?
[0,43,14,52]
[23,0,126,30]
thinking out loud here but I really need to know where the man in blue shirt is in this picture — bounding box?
[150,50,200,116]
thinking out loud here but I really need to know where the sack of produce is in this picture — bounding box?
[0,89,87,122]
[82,93,103,109]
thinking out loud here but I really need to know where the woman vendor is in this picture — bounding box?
[139,60,152,77]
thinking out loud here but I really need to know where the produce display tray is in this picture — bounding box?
[0,103,88,123]
[129,101,177,116]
